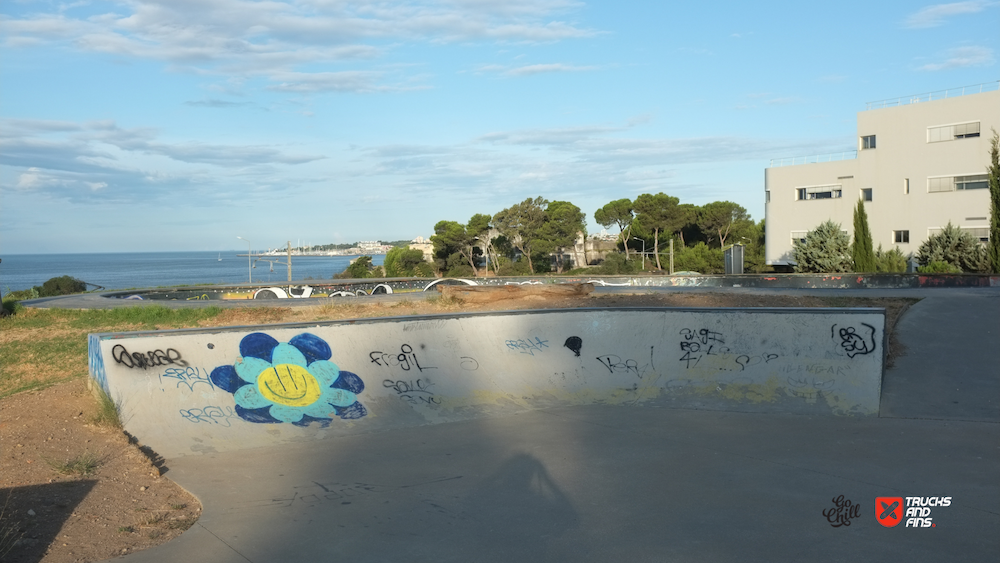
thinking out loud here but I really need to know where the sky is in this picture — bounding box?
[1,0,998,254]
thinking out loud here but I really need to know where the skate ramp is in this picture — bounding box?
[88,308,886,458]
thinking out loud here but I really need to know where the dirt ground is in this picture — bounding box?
[0,291,916,563]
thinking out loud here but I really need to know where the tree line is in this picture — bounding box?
[341,130,1000,278]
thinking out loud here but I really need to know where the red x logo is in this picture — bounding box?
[875,497,903,527]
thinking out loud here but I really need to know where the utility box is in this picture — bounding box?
[724,244,745,275]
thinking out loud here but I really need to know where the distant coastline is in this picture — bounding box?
[0,251,385,294]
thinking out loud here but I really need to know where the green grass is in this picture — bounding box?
[91,386,123,429]
[70,305,225,330]
[45,452,102,476]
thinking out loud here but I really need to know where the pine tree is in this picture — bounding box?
[793,220,852,273]
[852,199,876,272]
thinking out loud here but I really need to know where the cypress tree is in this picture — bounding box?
[988,129,1000,274]
[852,198,876,272]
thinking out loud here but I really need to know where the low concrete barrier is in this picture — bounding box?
[89,308,886,458]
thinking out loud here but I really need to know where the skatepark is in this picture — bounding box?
[71,284,1000,562]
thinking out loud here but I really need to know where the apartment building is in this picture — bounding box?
[764,82,999,269]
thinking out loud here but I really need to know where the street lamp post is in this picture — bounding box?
[631,237,646,270]
[237,236,251,284]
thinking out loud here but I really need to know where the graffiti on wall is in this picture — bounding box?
[210,332,367,427]
[832,323,876,358]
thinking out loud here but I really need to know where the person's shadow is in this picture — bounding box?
[461,453,579,562]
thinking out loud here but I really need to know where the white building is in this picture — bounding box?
[764,81,999,269]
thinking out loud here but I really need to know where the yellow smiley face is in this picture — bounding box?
[257,364,322,407]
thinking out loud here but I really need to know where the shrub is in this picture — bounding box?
[496,257,531,276]
[672,242,724,274]
[917,261,962,274]
[874,245,908,273]
[38,276,87,297]
[793,221,852,273]
[591,252,638,275]
[916,222,988,273]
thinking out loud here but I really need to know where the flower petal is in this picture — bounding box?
[235,356,271,384]
[290,333,332,364]
[271,343,307,367]
[323,388,357,407]
[268,404,305,423]
[240,333,279,362]
[303,401,334,419]
[308,360,340,387]
[234,384,271,409]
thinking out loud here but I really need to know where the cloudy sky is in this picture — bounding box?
[1,0,997,253]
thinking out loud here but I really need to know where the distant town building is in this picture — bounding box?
[410,236,434,263]
[764,81,998,269]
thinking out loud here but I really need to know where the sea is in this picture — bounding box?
[0,252,386,294]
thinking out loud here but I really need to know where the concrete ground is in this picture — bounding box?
[85,287,998,562]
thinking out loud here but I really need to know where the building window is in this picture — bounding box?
[797,185,842,200]
[893,230,909,243]
[956,174,989,190]
[791,231,808,245]
[904,178,909,194]
[929,174,989,192]
[766,190,770,203]
[928,121,980,142]
[861,188,873,202]
[860,135,876,150]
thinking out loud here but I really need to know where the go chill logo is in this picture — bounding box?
[876,496,951,528]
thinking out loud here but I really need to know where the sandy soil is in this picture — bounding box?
[0,291,916,562]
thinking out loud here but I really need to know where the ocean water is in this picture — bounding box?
[0,252,385,294]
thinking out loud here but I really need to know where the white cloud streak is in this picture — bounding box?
[917,46,995,70]
[0,118,325,202]
[1,0,598,92]
[904,1,995,28]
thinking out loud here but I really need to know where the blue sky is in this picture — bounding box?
[1,0,997,253]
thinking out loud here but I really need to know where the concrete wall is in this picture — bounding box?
[89,308,886,458]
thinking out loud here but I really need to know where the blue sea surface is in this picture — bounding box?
[0,252,385,293]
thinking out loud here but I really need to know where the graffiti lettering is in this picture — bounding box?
[459,356,480,371]
[160,366,214,391]
[734,354,780,371]
[112,344,188,370]
[832,323,876,358]
[180,406,238,427]
[596,347,655,379]
[678,330,779,371]
[506,337,550,356]
[186,294,209,301]
[679,328,725,345]
[383,378,441,405]
[368,344,437,372]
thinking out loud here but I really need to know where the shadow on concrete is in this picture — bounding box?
[460,453,578,562]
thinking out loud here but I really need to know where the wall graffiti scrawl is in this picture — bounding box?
[210,332,366,427]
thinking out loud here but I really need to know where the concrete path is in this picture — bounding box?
[105,289,998,562]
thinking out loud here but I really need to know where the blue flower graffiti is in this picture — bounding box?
[210,333,366,427]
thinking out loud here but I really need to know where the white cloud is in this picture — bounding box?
[1,0,598,91]
[904,1,995,28]
[504,63,597,76]
[918,46,995,70]
[0,118,326,202]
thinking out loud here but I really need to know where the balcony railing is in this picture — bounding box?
[768,150,857,168]
[865,80,999,110]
